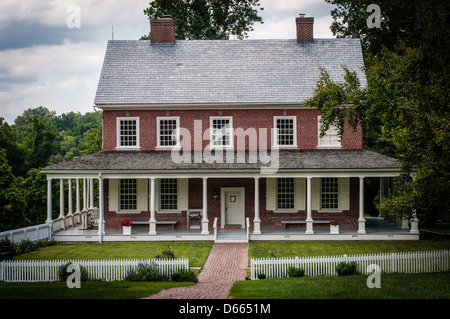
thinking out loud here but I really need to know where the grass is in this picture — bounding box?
[0,280,195,299]
[13,242,213,268]
[229,272,450,299]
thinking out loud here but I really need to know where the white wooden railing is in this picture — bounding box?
[213,217,218,240]
[0,258,189,282]
[250,250,449,280]
[0,224,52,243]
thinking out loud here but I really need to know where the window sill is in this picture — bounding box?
[274,209,298,213]
[317,145,342,149]
[117,211,141,214]
[272,145,298,149]
[115,146,141,150]
[156,146,181,151]
[318,210,343,213]
[158,210,181,214]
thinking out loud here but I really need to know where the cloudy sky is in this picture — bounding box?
[0,0,337,124]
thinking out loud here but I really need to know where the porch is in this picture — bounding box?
[51,217,419,242]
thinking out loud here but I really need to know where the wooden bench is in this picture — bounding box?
[281,220,329,230]
[131,220,177,230]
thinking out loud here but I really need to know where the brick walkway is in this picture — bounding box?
[144,243,248,299]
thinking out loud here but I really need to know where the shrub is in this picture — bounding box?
[58,262,89,282]
[258,273,266,279]
[171,269,198,283]
[336,261,358,276]
[13,238,56,255]
[125,262,166,281]
[288,266,305,277]
[156,245,176,259]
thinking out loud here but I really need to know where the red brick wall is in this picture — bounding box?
[102,109,363,151]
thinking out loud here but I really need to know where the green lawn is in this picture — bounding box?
[229,272,450,299]
[13,242,213,268]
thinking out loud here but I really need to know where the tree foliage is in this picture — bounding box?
[307,0,450,224]
[142,0,263,40]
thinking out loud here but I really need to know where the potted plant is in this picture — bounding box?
[329,220,339,234]
[121,219,133,235]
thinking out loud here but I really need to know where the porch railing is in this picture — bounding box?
[0,224,52,243]
[250,250,449,280]
[0,258,189,282]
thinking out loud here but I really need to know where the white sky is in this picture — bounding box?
[0,0,337,124]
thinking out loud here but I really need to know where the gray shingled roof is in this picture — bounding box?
[94,39,366,106]
[42,150,399,173]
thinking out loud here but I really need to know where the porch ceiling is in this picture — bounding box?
[42,149,401,176]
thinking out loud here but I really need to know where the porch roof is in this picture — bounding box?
[42,149,401,175]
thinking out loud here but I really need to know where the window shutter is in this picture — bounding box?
[339,177,350,211]
[311,178,320,210]
[178,178,189,211]
[266,178,275,211]
[109,179,119,212]
[137,179,148,212]
[294,178,305,210]
[154,179,160,212]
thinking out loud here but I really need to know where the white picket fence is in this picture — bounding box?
[0,258,189,282]
[250,250,449,280]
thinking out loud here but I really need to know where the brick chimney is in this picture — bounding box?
[150,16,175,44]
[296,14,314,43]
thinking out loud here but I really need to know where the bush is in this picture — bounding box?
[258,273,266,279]
[125,262,166,281]
[335,261,358,276]
[155,245,176,259]
[14,238,57,255]
[288,266,305,277]
[171,269,198,283]
[58,262,89,282]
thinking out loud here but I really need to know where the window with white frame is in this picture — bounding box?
[117,118,139,148]
[317,116,341,147]
[321,178,339,210]
[119,179,137,211]
[160,178,178,210]
[274,116,296,147]
[277,178,295,210]
[210,117,233,147]
[157,117,179,148]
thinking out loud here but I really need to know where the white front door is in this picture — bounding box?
[221,187,245,228]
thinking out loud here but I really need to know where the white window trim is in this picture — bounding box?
[317,116,342,149]
[159,178,180,213]
[116,117,140,150]
[209,116,234,149]
[318,177,342,213]
[156,116,180,149]
[273,116,298,148]
[275,178,297,213]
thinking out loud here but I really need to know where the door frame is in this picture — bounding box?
[220,187,245,229]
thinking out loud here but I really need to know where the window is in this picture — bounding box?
[117,118,139,148]
[317,116,341,147]
[210,117,233,147]
[274,116,296,147]
[157,117,179,148]
[321,178,339,210]
[277,178,295,210]
[160,178,178,210]
[120,179,137,211]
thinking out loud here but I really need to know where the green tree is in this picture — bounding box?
[80,124,103,156]
[20,168,49,225]
[0,118,27,176]
[142,0,263,40]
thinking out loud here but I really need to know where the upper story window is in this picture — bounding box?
[277,178,295,210]
[317,116,341,148]
[157,117,180,148]
[117,117,139,149]
[210,116,233,148]
[274,116,297,147]
[119,179,137,211]
[321,178,339,210]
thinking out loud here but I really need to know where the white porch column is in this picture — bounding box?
[149,178,157,235]
[410,209,419,234]
[358,176,366,234]
[89,178,94,209]
[201,177,209,235]
[306,177,314,234]
[67,179,73,227]
[46,178,53,223]
[253,177,261,235]
[75,178,81,214]
[59,179,65,230]
[98,174,105,238]
[82,179,87,212]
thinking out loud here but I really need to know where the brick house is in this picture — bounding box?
[42,16,417,241]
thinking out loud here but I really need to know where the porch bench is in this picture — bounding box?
[281,220,329,230]
[131,220,177,230]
